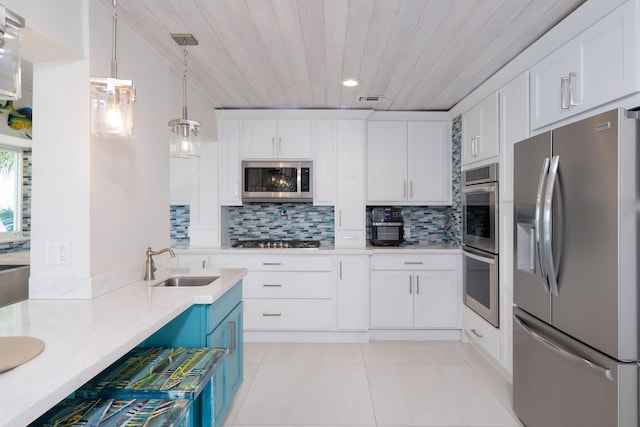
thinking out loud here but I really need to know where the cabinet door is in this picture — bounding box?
[408,121,451,204]
[313,120,336,205]
[499,72,530,203]
[242,120,278,158]
[218,120,242,205]
[478,93,500,160]
[461,106,480,165]
[577,0,638,115]
[170,156,194,204]
[370,271,414,328]
[277,120,313,159]
[530,44,572,130]
[335,120,365,240]
[337,255,369,330]
[366,121,408,202]
[413,270,460,328]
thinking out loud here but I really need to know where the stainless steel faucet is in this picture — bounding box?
[144,247,176,281]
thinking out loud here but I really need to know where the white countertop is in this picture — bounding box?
[0,267,247,427]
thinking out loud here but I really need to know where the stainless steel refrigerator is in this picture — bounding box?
[513,108,639,427]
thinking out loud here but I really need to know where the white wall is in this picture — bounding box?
[10,0,215,298]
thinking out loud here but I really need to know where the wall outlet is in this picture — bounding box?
[46,241,70,265]
[404,227,411,239]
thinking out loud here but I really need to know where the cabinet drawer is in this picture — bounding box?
[244,299,334,330]
[243,271,333,298]
[463,307,501,362]
[335,230,365,247]
[370,254,458,270]
[210,254,332,271]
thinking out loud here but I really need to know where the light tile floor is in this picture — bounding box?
[223,341,524,427]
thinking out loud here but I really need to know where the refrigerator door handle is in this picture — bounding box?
[543,155,560,296]
[514,314,614,381]
[535,157,550,291]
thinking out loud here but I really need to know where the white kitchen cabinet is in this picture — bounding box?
[313,119,336,205]
[369,254,461,329]
[208,253,336,331]
[335,120,366,247]
[367,121,450,205]
[463,306,501,362]
[218,119,242,206]
[242,119,313,159]
[336,255,369,331]
[499,72,529,203]
[530,0,639,130]
[462,92,499,166]
[169,157,194,205]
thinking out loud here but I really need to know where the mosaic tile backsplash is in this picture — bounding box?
[170,205,190,249]
[447,115,462,246]
[227,204,335,245]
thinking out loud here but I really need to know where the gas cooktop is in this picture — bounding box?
[231,239,321,249]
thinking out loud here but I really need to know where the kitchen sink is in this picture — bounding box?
[0,264,30,307]
[153,276,219,287]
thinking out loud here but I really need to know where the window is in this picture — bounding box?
[0,146,21,235]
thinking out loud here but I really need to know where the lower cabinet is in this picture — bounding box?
[369,254,461,329]
[463,306,501,362]
[142,281,243,427]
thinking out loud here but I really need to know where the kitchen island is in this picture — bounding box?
[0,267,246,427]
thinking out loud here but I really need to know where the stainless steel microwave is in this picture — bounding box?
[242,160,313,202]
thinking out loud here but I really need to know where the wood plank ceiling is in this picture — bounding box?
[110,0,586,111]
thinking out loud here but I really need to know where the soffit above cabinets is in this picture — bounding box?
[104,0,585,111]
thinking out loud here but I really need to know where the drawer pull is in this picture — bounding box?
[263,283,282,287]
[470,329,483,338]
[262,313,282,317]
[404,261,423,265]
[263,262,282,266]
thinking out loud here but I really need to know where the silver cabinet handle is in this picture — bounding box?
[278,137,282,154]
[271,137,276,155]
[403,181,407,198]
[409,275,412,294]
[263,283,282,287]
[263,262,282,266]
[535,157,550,292]
[234,180,239,198]
[404,261,423,265]
[568,72,578,107]
[409,181,413,198]
[560,76,570,109]
[263,313,282,317]
[339,261,343,280]
[542,155,560,296]
[470,136,475,156]
[470,328,483,338]
[227,320,237,354]
[473,136,480,156]
[202,260,206,269]
[416,275,420,294]
[341,236,358,240]
[514,314,613,381]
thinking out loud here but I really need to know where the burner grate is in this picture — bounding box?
[231,239,321,249]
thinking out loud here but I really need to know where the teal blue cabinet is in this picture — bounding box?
[142,281,243,427]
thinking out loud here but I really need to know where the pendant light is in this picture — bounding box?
[90,0,136,138]
[168,33,200,158]
[0,5,25,101]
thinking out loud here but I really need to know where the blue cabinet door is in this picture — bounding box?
[207,301,243,427]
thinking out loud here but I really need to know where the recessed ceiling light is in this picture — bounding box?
[342,79,359,87]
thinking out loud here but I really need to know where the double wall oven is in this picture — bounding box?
[462,163,499,328]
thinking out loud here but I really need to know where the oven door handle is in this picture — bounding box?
[462,247,496,264]
[462,185,497,194]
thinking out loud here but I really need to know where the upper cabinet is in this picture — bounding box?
[218,119,242,206]
[366,120,451,205]
[461,93,499,166]
[530,0,639,130]
[242,119,313,159]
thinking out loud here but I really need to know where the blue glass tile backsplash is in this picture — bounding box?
[170,205,190,249]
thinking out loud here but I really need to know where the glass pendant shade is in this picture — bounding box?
[0,8,25,100]
[169,118,201,157]
[90,77,135,138]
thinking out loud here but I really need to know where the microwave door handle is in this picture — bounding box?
[542,155,560,296]
[535,157,550,292]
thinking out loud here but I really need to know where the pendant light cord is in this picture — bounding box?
[182,40,189,120]
[111,0,118,78]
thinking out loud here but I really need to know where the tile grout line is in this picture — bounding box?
[360,343,381,427]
